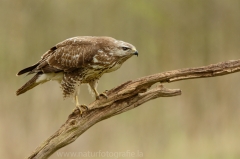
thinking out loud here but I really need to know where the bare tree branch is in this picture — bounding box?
[27,59,240,159]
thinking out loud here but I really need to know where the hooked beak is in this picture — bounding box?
[133,51,138,56]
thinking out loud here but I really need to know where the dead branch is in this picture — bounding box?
[27,59,240,159]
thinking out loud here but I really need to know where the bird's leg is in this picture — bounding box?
[74,95,88,114]
[89,80,108,100]
[90,85,108,100]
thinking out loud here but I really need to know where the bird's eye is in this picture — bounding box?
[122,47,129,51]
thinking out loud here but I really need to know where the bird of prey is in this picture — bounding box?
[16,36,138,113]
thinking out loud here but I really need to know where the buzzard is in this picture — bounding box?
[16,36,138,112]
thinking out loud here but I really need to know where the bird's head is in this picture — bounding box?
[94,37,138,73]
[111,40,138,58]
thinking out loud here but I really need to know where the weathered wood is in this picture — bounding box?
[27,59,240,159]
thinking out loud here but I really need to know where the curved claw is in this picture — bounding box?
[76,104,89,115]
[96,92,108,100]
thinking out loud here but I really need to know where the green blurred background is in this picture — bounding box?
[1,0,240,158]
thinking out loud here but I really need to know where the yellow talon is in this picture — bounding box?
[74,95,88,115]
[96,92,108,100]
[76,104,89,115]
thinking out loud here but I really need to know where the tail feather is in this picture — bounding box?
[16,73,41,96]
[16,63,39,76]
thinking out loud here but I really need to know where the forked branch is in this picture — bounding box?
[27,59,240,159]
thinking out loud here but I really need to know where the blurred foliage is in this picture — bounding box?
[1,0,240,159]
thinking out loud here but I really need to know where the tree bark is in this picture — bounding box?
[27,59,240,159]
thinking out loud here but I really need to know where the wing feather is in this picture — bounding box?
[33,37,98,73]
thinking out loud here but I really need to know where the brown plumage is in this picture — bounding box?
[16,36,138,108]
